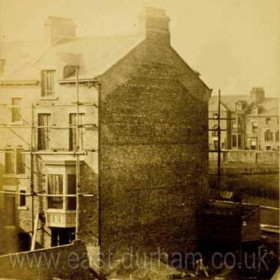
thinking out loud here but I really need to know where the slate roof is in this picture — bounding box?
[0,40,47,80]
[0,35,144,81]
[209,95,278,116]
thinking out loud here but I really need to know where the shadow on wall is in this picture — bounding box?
[80,161,99,245]
[0,162,17,254]
[0,162,29,254]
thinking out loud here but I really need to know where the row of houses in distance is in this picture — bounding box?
[209,87,279,151]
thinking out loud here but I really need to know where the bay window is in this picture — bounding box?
[48,174,63,209]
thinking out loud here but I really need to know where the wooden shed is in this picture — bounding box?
[198,201,261,252]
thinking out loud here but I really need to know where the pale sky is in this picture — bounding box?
[0,0,279,97]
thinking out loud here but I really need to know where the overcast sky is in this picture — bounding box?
[0,0,278,97]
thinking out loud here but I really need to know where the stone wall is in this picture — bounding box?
[209,150,279,164]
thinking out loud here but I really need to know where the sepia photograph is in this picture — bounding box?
[0,0,279,279]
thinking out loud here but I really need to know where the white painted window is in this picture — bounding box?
[41,70,55,97]
[5,147,25,175]
[47,174,63,209]
[11,98,21,123]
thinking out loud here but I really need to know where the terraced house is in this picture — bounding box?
[0,7,211,261]
[209,87,279,151]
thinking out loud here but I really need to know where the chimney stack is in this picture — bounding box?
[250,87,265,104]
[139,7,170,45]
[44,17,76,46]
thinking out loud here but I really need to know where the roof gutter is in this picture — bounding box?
[58,78,98,84]
[0,80,39,86]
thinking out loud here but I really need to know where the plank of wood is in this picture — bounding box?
[30,213,39,251]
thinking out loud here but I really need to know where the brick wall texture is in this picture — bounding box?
[98,40,210,260]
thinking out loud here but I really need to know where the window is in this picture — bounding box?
[266,146,271,151]
[5,148,15,174]
[63,65,77,79]
[264,130,273,142]
[252,106,258,116]
[41,70,55,97]
[19,190,26,207]
[67,175,76,210]
[11,98,21,123]
[213,140,218,150]
[266,117,271,125]
[4,148,25,175]
[252,121,258,133]
[233,116,242,129]
[16,148,25,174]
[232,135,237,147]
[276,131,279,142]
[69,113,83,151]
[250,139,257,150]
[48,174,63,209]
[236,102,242,111]
[232,135,241,148]
[38,114,50,150]
[237,117,242,126]
[238,135,242,148]
[232,119,237,129]
[212,125,218,137]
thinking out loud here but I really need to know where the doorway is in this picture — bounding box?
[4,193,16,226]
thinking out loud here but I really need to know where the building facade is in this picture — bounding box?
[209,88,279,151]
[0,8,211,260]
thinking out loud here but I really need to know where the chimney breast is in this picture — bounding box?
[140,7,170,45]
[44,17,76,46]
[250,87,265,104]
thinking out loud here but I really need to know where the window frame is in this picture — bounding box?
[252,106,258,116]
[18,188,28,210]
[69,113,84,151]
[47,174,64,210]
[11,98,22,123]
[212,125,218,137]
[67,174,77,210]
[264,130,273,142]
[4,147,25,175]
[265,117,271,125]
[37,113,51,151]
[41,70,56,97]
[5,148,15,174]
[232,135,237,147]
[46,171,77,211]
[275,131,279,142]
[236,102,242,111]
[252,121,258,133]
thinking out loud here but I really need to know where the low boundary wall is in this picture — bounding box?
[0,241,92,280]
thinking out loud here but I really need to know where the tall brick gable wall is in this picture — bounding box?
[99,41,210,260]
